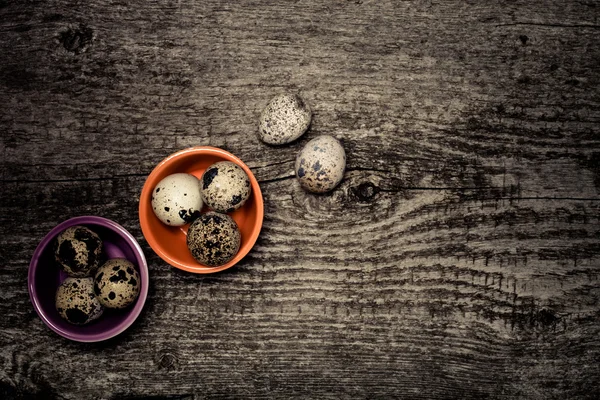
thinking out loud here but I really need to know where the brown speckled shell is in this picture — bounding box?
[258,93,312,145]
[186,212,241,267]
[94,259,141,309]
[295,135,346,193]
[200,161,251,213]
[54,226,103,277]
[55,277,104,325]
[151,173,203,227]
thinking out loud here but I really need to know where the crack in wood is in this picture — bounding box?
[0,173,147,183]
[495,22,600,29]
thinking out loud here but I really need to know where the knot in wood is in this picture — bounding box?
[354,182,378,201]
[518,35,528,45]
[157,352,178,371]
[60,24,93,54]
[536,309,559,328]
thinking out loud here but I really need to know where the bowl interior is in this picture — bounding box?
[31,219,147,341]
[139,147,263,273]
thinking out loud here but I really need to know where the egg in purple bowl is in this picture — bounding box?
[28,216,149,342]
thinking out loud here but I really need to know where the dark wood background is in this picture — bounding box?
[2,0,600,398]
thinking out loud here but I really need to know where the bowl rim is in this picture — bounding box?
[139,146,264,274]
[28,216,149,342]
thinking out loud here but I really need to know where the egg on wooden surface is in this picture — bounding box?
[94,259,141,309]
[151,173,203,226]
[295,135,346,193]
[55,277,104,325]
[200,161,251,213]
[186,212,241,267]
[54,226,103,277]
[258,93,312,145]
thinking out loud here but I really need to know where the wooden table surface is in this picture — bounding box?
[2,0,600,398]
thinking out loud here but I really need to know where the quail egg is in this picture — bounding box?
[55,277,104,325]
[54,226,103,277]
[152,173,203,226]
[200,161,251,213]
[295,135,346,193]
[186,212,241,267]
[258,93,312,145]
[94,259,141,309]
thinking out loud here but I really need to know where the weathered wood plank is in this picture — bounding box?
[1,0,600,399]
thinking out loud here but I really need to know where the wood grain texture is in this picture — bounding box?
[1,0,600,398]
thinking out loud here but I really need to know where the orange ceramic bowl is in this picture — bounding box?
[139,147,264,273]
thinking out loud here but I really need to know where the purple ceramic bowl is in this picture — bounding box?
[28,216,149,342]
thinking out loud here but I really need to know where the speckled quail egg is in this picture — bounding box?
[152,173,203,226]
[258,93,312,145]
[54,226,103,277]
[200,161,251,213]
[94,259,141,309]
[295,135,346,193]
[186,212,241,267]
[55,277,104,325]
